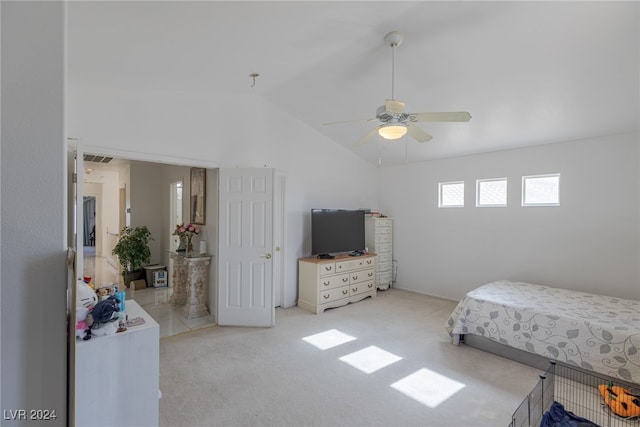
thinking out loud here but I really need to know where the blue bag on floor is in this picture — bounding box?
[540,401,599,427]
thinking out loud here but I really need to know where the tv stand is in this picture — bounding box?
[298,253,377,314]
[317,253,335,259]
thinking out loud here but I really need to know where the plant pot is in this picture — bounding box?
[123,269,144,287]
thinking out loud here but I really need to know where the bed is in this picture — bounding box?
[446,280,640,384]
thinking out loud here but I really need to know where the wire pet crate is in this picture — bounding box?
[509,361,640,427]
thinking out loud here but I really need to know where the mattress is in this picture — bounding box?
[446,280,640,383]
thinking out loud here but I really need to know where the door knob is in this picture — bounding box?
[261,253,272,259]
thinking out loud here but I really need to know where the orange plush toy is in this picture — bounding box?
[599,383,640,418]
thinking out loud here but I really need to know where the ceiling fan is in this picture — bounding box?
[324,31,471,146]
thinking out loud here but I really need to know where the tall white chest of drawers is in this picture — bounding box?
[365,216,393,290]
[298,253,377,314]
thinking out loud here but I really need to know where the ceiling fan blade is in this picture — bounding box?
[354,126,382,147]
[385,99,405,115]
[406,123,433,143]
[322,117,377,126]
[410,112,472,122]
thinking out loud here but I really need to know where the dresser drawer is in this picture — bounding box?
[377,271,393,285]
[319,273,350,290]
[336,258,365,272]
[375,233,392,244]
[350,281,375,296]
[350,269,375,284]
[363,257,375,268]
[375,243,391,253]
[319,262,336,276]
[376,219,393,227]
[377,252,392,264]
[376,225,392,235]
[376,262,392,273]
[319,286,349,303]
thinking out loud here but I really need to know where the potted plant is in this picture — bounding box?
[112,225,153,287]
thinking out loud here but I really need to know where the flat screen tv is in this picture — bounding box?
[311,209,366,257]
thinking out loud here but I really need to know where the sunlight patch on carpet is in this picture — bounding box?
[390,368,465,408]
[339,345,403,374]
[302,329,356,350]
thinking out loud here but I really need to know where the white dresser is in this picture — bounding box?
[75,301,159,427]
[365,216,393,290]
[298,253,377,314]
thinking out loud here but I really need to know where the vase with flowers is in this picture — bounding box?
[173,223,200,254]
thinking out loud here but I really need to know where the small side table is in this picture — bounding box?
[169,252,212,319]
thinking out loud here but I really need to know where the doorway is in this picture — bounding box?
[82,195,97,285]
[75,149,285,332]
[83,196,96,247]
[169,180,183,252]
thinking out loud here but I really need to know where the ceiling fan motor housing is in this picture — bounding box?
[376,105,409,123]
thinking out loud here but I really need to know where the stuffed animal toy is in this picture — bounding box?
[83,276,95,289]
[78,280,98,310]
[599,383,640,418]
[75,306,92,340]
[76,280,98,340]
[89,296,121,336]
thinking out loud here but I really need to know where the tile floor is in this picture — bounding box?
[125,286,216,338]
[83,246,216,338]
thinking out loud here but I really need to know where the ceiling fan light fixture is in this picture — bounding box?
[378,124,407,140]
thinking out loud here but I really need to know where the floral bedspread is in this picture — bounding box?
[446,280,640,383]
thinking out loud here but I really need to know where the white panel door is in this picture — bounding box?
[217,168,274,326]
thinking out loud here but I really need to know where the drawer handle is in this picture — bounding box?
[352,287,358,292]
[368,272,373,277]
[342,289,348,295]
[367,260,372,264]
[323,281,330,287]
[325,266,333,272]
[323,294,330,299]
[342,277,348,282]
[352,276,358,281]
[368,283,373,288]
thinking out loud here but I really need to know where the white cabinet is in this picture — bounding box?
[298,254,377,314]
[365,216,393,290]
[75,301,159,427]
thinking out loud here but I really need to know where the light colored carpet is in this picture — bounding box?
[159,289,541,427]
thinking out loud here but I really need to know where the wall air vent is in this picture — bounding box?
[83,154,113,164]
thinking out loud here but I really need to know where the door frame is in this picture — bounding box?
[273,171,287,308]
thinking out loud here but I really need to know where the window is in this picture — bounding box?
[438,181,464,208]
[522,174,560,206]
[476,178,507,207]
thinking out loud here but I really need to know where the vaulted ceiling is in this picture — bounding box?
[67,1,639,166]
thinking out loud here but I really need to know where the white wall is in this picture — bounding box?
[379,132,640,301]
[129,161,167,266]
[1,1,67,423]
